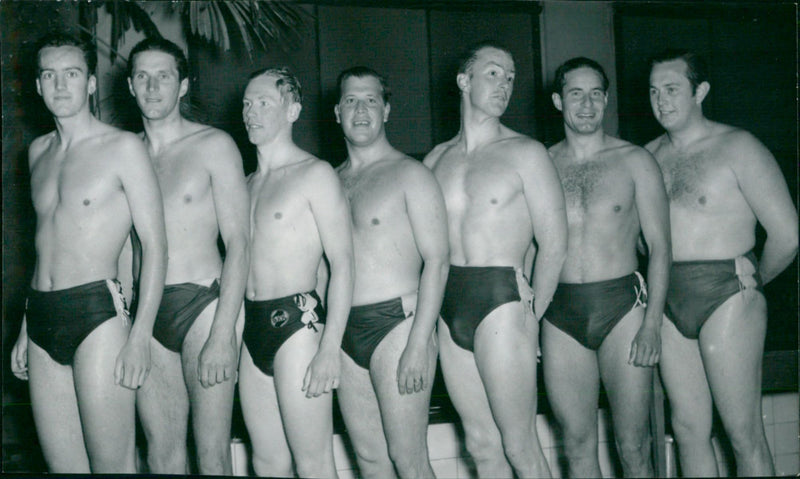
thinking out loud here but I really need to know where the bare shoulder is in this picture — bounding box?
[423,137,459,168]
[102,128,149,161]
[498,131,550,170]
[714,124,776,172]
[644,134,668,156]
[28,131,57,167]
[394,155,440,189]
[547,139,567,159]
[192,125,242,168]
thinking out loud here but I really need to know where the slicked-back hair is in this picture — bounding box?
[650,48,708,94]
[336,66,391,104]
[248,66,302,105]
[553,57,610,95]
[128,37,189,81]
[36,32,97,76]
[457,41,514,76]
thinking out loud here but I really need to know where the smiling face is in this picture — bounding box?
[36,45,96,119]
[459,46,516,117]
[242,74,299,146]
[335,74,390,148]
[649,59,707,132]
[128,49,188,121]
[553,66,608,135]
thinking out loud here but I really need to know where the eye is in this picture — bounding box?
[667,87,677,95]
[159,73,169,80]
[368,98,377,104]
[344,98,355,105]
[259,100,268,107]
[66,71,79,79]
[649,88,657,96]
[41,72,54,80]
[135,72,146,80]
[507,75,515,83]
[242,100,251,108]
[591,90,603,98]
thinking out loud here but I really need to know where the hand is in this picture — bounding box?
[11,326,29,381]
[629,322,661,367]
[114,338,151,389]
[197,332,238,388]
[396,341,433,395]
[302,347,340,398]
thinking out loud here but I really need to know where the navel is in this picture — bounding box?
[371,218,380,226]
[83,199,90,206]
[698,196,707,205]
[274,212,283,220]
[613,205,621,212]
[183,194,192,203]
[490,198,498,205]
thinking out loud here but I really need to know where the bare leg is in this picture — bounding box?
[473,301,550,478]
[660,318,717,477]
[438,318,512,478]
[542,320,601,478]
[598,306,654,477]
[27,340,91,473]
[182,302,243,475]
[239,344,293,477]
[273,325,338,479]
[72,314,137,473]
[136,338,189,474]
[699,289,774,477]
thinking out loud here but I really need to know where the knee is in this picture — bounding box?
[147,446,186,474]
[724,415,766,452]
[464,426,505,464]
[615,433,651,462]
[252,450,292,478]
[670,412,712,444]
[295,456,332,479]
[387,442,429,477]
[194,442,231,475]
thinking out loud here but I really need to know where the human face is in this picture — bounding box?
[128,50,188,121]
[553,66,607,135]
[335,75,390,147]
[36,45,96,118]
[460,47,515,117]
[242,75,297,146]
[649,59,704,132]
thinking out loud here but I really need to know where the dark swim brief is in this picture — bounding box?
[441,265,533,352]
[545,272,647,350]
[342,293,416,370]
[243,291,325,377]
[26,279,129,365]
[666,251,763,339]
[153,279,220,353]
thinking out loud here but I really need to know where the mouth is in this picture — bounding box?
[246,123,262,130]
[352,119,371,127]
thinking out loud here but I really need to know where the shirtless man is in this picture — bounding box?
[334,66,449,478]
[646,48,798,477]
[9,32,166,473]
[238,67,354,478]
[424,43,567,478]
[543,57,670,478]
[126,38,249,475]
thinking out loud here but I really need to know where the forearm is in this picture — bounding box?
[642,242,671,326]
[759,236,798,285]
[406,258,448,350]
[129,239,167,341]
[317,256,354,353]
[209,237,248,338]
[531,242,566,319]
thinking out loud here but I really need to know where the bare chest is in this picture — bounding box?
[341,170,405,230]
[152,152,211,210]
[249,173,311,233]
[657,149,733,210]
[436,155,520,215]
[557,159,632,214]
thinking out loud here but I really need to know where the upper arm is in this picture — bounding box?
[518,142,567,248]
[403,163,449,263]
[206,133,249,247]
[307,162,353,266]
[629,148,670,252]
[116,135,165,248]
[732,132,798,244]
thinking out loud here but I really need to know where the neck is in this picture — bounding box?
[459,104,504,153]
[344,135,394,169]
[142,111,185,154]
[254,132,299,172]
[665,113,710,149]
[563,128,606,160]
[52,108,96,149]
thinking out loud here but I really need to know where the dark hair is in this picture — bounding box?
[336,66,390,104]
[247,66,303,104]
[128,37,189,81]
[553,57,609,95]
[457,41,514,75]
[36,32,97,75]
[649,48,708,94]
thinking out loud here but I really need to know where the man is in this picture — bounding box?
[424,42,567,478]
[238,67,354,478]
[126,37,249,475]
[646,48,798,477]
[543,57,670,478]
[334,66,449,478]
[9,32,166,473]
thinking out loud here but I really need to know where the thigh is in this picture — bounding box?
[659,316,713,431]
[542,320,600,437]
[371,318,437,451]
[27,339,90,473]
[136,337,189,445]
[598,306,653,438]
[699,289,767,428]
[72,314,136,471]
[337,350,388,458]
[238,344,291,459]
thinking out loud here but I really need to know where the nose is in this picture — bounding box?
[147,76,158,92]
[55,74,67,90]
[581,94,591,106]
[244,105,255,119]
[355,99,367,112]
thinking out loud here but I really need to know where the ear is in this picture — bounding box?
[287,101,302,123]
[178,77,189,99]
[87,75,97,96]
[127,77,135,97]
[694,81,710,104]
[383,102,390,123]
[551,92,563,112]
[457,72,470,93]
[36,78,42,97]
[334,104,341,124]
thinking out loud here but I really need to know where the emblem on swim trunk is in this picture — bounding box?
[294,293,320,331]
[271,309,289,328]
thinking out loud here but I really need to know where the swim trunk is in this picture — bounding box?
[26,279,129,365]
[441,265,533,352]
[342,293,416,369]
[243,291,325,377]
[666,251,763,339]
[545,272,648,350]
[153,279,220,353]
